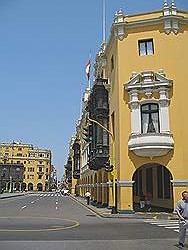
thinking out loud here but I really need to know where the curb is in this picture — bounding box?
[0,193,28,199]
[70,195,105,217]
[70,195,178,220]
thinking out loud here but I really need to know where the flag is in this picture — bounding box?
[85,59,91,81]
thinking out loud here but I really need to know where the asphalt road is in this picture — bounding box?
[0,192,186,250]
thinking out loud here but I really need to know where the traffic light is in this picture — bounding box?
[104,162,114,172]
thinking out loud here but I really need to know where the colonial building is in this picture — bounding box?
[100,1,188,212]
[0,141,52,191]
[66,1,188,213]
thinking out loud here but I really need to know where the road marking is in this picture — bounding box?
[0,216,80,232]
[21,205,27,209]
[144,219,188,235]
[165,226,179,229]
[31,201,35,204]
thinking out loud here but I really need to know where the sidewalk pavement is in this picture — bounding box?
[70,195,178,220]
[0,192,28,199]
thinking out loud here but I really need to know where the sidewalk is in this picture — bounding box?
[0,192,28,199]
[70,195,178,220]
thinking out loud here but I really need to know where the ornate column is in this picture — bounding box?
[129,90,140,134]
[159,88,170,132]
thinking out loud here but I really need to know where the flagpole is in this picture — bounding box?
[85,52,91,90]
[88,51,91,89]
[103,0,106,43]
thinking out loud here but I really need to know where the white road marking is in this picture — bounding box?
[145,219,188,235]
[21,205,27,209]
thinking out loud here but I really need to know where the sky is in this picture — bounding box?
[0,0,187,179]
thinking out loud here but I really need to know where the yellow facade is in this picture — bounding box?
[69,4,188,213]
[0,142,52,191]
[103,6,188,212]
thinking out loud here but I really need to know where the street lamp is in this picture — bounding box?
[0,173,5,194]
[87,116,117,214]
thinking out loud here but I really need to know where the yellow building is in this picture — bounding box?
[100,2,188,213]
[0,141,52,192]
[71,2,188,213]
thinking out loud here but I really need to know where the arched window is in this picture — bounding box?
[141,103,160,133]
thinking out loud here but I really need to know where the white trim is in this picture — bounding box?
[170,180,188,186]
[117,181,135,187]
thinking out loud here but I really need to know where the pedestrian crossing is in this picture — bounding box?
[144,219,188,235]
[29,193,63,197]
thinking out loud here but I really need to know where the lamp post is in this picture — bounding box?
[0,173,5,194]
[87,117,117,214]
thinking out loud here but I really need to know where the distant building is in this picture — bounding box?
[0,141,52,191]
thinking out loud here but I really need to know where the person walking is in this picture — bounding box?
[85,190,91,205]
[175,190,188,248]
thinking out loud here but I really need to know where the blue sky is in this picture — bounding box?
[0,0,187,179]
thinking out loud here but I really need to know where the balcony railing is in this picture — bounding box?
[128,132,174,157]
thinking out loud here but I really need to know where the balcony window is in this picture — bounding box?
[138,39,154,56]
[141,103,160,133]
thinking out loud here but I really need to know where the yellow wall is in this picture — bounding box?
[105,10,188,211]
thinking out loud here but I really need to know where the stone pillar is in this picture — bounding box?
[171,180,188,210]
[102,183,108,206]
[129,91,140,134]
[118,181,135,213]
[159,88,170,132]
[108,181,113,208]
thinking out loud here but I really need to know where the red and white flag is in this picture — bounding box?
[85,59,91,81]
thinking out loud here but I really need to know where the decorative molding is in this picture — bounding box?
[125,70,173,92]
[113,10,126,40]
[170,180,188,186]
[128,132,174,157]
[117,180,135,187]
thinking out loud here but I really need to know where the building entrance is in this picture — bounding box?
[132,163,173,212]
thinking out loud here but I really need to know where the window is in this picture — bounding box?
[38,166,43,172]
[141,103,160,133]
[28,167,34,172]
[38,175,42,179]
[138,39,154,56]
